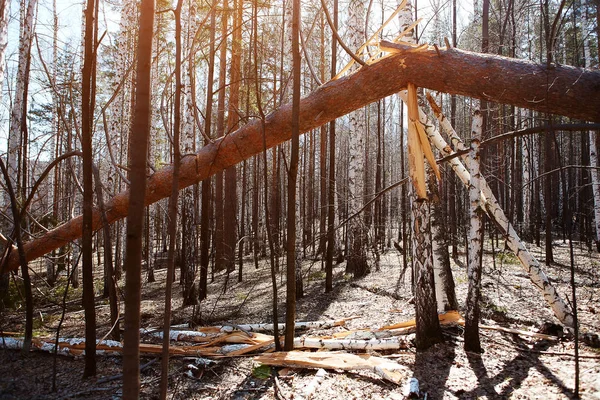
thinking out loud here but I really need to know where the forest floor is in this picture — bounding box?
[0,238,599,399]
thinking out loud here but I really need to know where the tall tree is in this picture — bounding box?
[224,0,243,274]
[400,1,443,350]
[584,1,600,251]
[345,0,369,278]
[122,0,155,397]
[325,0,339,293]
[464,107,484,353]
[181,0,198,306]
[199,0,217,300]
[284,0,301,351]
[213,0,228,273]
[7,0,36,198]
[81,0,98,377]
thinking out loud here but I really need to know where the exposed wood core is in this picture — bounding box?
[3,43,600,271]
[406,82,440,199]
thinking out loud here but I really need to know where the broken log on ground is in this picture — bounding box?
[3,43,600,271]
[254,351,410,385]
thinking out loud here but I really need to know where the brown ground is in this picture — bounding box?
[0,238,599,399]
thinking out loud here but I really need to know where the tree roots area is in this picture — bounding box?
[1,240,599,399]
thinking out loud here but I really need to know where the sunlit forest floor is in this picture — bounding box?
[1,238,599,399]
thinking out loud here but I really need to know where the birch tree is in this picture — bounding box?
[81,0,98,376]
[285,0,301,352]
[583,2,600,252]
[345,0,368,278]
[464,107,484,353]
[181,0,198,306]
[399,1,443,350]
[0,0,8,99]
[224,0,243,274]
[0,0,10,305]
[7,0,37,199]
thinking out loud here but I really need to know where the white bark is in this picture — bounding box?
[0,0,10,211]
[347,0,365,217]
[521,109,532,228]
[107,1,136,180]
[583,10,600,249]
[345,0,368,274]
[465,105,483,348]
[426,95,574,328]
[432,219,449,311]
[0,0,9,92]
[294,336,409,350]
[590,131,600,249]
[7,0,36,197]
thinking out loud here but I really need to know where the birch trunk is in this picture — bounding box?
[0,0,10,301]
[411,190,443,349]
[0,0,9,98]
[181,3,198,306]
[345,0,368,278]
[431,181,458,311]
[583,10,600,251]
[521,110,532,233]
[464,107,484,353]
[426,95,574,328]
[7,0,36,199]
[398,3,443,349]
[590,132,600,252]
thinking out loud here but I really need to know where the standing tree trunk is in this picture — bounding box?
[400,1,442,350]
[285,0,301,351]
[7,0,36,200]
[199,0,217,300]
[213,0,228,273]
[543,121,555,264]
[180,1,198,306]
[122,0,154,397]
[411,192,443,350]
[224,0,243,275]
[93,166,119,341]
[464,107,484,353]
[325,0,338,293]
[345,0,368,278]
[81,0,98,377]
[0,159,33,353]
[584,6,600,251]
[160,2,183,396]
[0,0,10,304]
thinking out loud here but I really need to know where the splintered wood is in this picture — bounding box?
[406,82,440,199]
[254,351,409,384]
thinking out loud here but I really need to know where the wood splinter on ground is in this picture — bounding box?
[255,351,410,385]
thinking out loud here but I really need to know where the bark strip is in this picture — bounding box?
[4,44,600,270]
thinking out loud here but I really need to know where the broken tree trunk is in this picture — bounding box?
[254,351,409,384]
[425,94,574,328]
[3,43,600,270]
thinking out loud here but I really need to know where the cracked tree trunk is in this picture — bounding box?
[426,94,575,328]
[3,43,600,272]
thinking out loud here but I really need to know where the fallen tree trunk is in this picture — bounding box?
[424,94,574,328]
[254,351,410,384]
[4,43,600,270]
